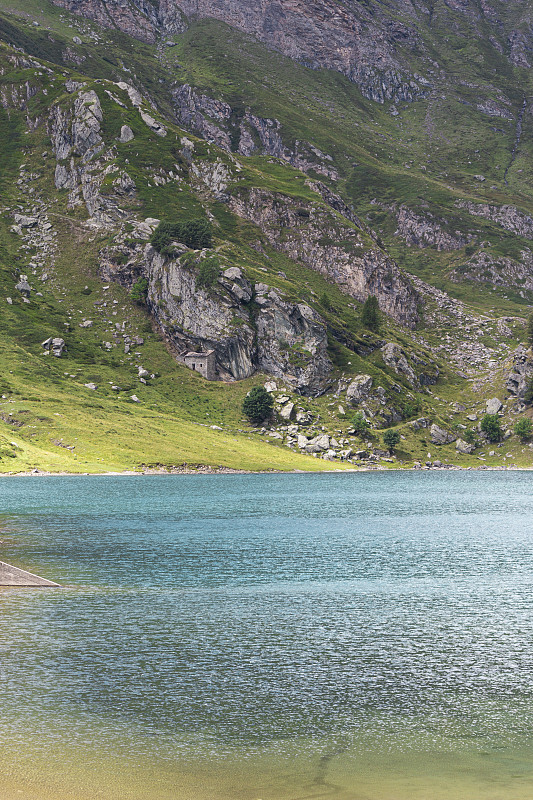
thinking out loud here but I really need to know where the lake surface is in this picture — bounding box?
[2,472,533,800]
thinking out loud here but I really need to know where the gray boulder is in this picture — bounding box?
[486,397,502,414]
[279,402,295,421]
[346,374,373,405]
[456,438,475,454]
[381,342,418,387]
[119,125,134,143]
[15,276,31,296]
[42,337,66,357]
[430,423,456,445]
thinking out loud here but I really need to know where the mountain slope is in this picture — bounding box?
[0,0,532,470]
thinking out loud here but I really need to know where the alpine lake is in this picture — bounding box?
[2,472,533,800]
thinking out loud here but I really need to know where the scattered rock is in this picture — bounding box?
[486,397,502,414]
[346,374,373,405]
[279,402,295,421]
[118,125,134,143]
[456,438,475,454]
[84,382,97,390]
[430,423,455,445]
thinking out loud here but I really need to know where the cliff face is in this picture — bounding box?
[49,0,533,104]
[52,0,428,102]
[229,188,419,328]
[102,245,333,394]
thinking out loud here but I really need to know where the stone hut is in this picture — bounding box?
[183,349,216,380]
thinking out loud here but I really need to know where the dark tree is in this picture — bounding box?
[525,377,533,406]
[383,428,401,452]
[320,292,332,311]
[150,219,212,254]
[131,277,148,305]
[361,296,381,332]
[351,411,370,436]
[480,413,502,442]
[514,418,533,440]
[196,258,220,289]
[242,387,274,424]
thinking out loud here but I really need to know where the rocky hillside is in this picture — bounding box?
[0,0,533,471]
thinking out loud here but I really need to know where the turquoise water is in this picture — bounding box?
[2,472,533,799]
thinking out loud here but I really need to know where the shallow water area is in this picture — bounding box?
[2,472,533,799]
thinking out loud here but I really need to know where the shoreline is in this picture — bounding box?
[0,465,531,476]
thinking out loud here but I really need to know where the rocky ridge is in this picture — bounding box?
[52,0,430,103]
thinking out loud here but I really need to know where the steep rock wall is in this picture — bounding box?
[229,188,419,328]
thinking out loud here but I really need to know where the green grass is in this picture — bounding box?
[0,0,532,470]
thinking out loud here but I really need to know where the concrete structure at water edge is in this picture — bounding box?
[183,349,216,380]
[0,560,60,587]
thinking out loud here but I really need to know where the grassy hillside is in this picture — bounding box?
[0,0,532,471]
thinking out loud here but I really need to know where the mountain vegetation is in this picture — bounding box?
[0,0,533,471]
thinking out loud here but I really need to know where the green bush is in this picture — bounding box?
[402,399,422,419]
[242,387,274,424]
[150,219,212,254]
[320,292,332,311]
[131,277,148,305]
[383,428,401,452]
[351,411,370,436]
[463,428,477,445]
[361,295,381,332]
[514,417,533,440]
[196,257,220,289]
[480,413,502,442]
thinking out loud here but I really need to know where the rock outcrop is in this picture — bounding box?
[103,245,331,394]
[394,206,469,251]
[229,188,419,327]
[451,251,533,294]
[52,0,430,103]
[506,346,533,399]
[172,84,339,178]
[49,87,136,226]
[380,342,438,387]
[456,201,533,238]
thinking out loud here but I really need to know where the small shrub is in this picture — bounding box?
[150,219,212,254]
[242,387,274,424]
[320,292,332,311]
[131,277,148,305]
[351,411,370,436]
[463,428,477,445]
[514,417,533,440]
[361,295,381,332]
[402,399,422,419]
[383,428,401,452]
[480,413,502,442]
[196,257,220,289]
